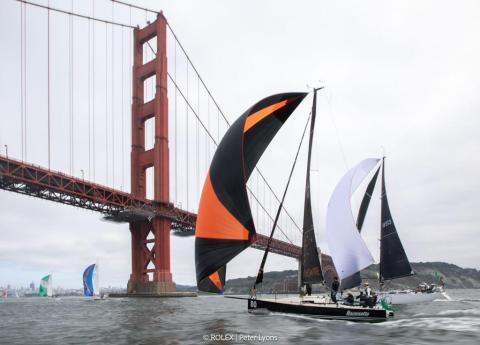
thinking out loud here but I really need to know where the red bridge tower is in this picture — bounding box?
[128,14,175,294]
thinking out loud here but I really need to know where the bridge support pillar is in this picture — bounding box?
[127,14,176,294]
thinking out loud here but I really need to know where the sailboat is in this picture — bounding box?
[39,274,53,297]
[83,264,103,300]
[327,158,449,304]
[195,90,393,322]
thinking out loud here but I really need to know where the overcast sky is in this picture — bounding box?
[1,0,479,289]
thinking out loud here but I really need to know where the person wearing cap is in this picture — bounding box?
[364,282,372,297]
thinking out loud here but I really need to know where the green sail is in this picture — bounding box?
[39,274,52,297]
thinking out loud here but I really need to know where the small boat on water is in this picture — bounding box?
[195,90,393,322]
[39,274,53,297]
[327,157,450,305]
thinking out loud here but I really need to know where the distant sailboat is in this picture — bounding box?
[83,264,101,299]
[39,274,53,297]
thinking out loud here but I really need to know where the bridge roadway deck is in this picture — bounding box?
[0,155,301,258]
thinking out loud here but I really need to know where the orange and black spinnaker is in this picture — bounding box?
[197,265,226,294]
[195,92,307,292]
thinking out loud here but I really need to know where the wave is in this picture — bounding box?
[456,298,480,303]
[270,312,354,325]
[411,309,480,318]
[379,316,480,332]
[437,309,480,317]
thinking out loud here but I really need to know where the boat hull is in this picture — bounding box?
[378,291,449,304]
[248,298,391,322]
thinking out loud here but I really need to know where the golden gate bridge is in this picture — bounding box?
[0,0,335,294]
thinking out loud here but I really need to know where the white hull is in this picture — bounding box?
[378,291,450,304]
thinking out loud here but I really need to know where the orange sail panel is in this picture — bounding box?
[195,92,307,292]
[197,266,226,294]
[195,174,250,241]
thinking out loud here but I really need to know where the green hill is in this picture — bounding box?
[222,262,480,294]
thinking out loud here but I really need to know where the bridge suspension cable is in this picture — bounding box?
[7,0,303,245]
[15,0,136,29]
[164,24,304,241]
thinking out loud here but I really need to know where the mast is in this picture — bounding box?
[300,88,323,286]
[379,157,414,281]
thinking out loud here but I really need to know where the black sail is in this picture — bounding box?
[380,158,414,280]
[340,167,380,290]
[195,93,307,292]
[356,167,381,231]
[300,90,323,285]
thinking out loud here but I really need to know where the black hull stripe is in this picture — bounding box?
[247,298,389,322]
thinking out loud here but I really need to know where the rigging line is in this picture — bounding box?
[88,15,91,180]
[110,0,160,15]
[165,23,230,126]
[92,0,96,181]
[24,2,27,161]
[255,113,312,286]
[256,173,259,231]
[169,73,295,241]
[166,25,303,233]
[186,63,189,211]
[206,97,210,166]
[205,98,208,167]
[71,0,75,175]
[128,12,132,191]
[196,77,200,204]
[168,24,302,232]
[324,88,349,169]
[174,39,178,203]
[121,25,125,190]
[168,67,302,235]
[111,2,115,187]
[246,186,293,244]
[68,4,72,174]
[147,39,294,233]
[167,74,216,145]
[160,42,301,234]
[20,2,24,161]
[15,0,136,29]
[105,22,109,186]
[47,0,51,169]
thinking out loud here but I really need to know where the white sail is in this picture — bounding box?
[326,158,380,280]
[93,264,100,297]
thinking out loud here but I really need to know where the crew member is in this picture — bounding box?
[305,283,312,296]
[331,276,340,303]
[364,282,372,296]
[345,293,355,305]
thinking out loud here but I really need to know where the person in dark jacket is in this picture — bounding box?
[344,292,355,305]
[305,283,312,296]
[331,277,340,303]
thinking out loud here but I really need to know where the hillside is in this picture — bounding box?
[222,262,480,294]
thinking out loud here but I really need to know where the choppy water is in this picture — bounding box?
[0,289,479,345]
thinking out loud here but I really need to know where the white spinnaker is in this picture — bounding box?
[47,275,53,297]
[93,264,100,296]
[326,158,380,280]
